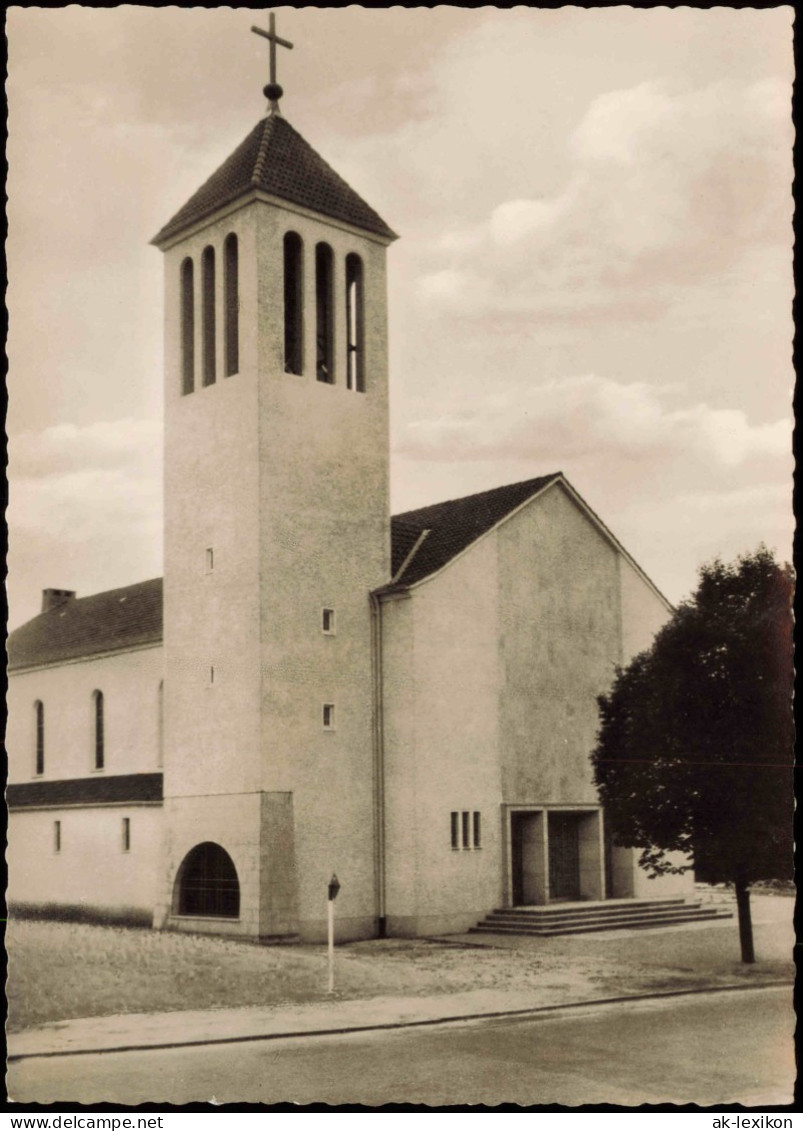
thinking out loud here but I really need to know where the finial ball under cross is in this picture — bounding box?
[251,13,293,112]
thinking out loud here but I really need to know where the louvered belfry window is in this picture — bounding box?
[315,242,335,383]
[345,253,364,392]
[181,258,195,395]
[284,232,304,375]
[224,234,239,377]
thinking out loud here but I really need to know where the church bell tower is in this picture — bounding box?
[151,16,396,941]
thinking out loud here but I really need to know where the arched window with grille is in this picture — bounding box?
[174,842,240,918]
[284,232,304,375]
[315,242,334,383]
[224,234,239,377]
[34,701,44,776]
[181,257,195,395]
[93,690,104,770]
[202,245,216,386]
[345,253,365,392]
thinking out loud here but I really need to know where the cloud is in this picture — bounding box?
[8,418,162,541]
[417,77,792,318]
[398,374,789,470]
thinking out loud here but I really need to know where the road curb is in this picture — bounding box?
[8,980,792,1063]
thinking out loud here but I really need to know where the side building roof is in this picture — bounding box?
[8,578,163,672]
[390,473,562,587]
[153,113,397,246]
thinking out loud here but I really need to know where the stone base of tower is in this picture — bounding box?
[155,792,299,940]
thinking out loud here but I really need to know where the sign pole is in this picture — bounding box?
[326,873,340,995]
[327,898,335,994]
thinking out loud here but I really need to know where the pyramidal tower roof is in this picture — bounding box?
[152,112,397,247]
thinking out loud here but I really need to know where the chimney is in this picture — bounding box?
[42,588,77,613]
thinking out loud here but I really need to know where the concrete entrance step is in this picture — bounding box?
[491,897,687,920]
[470,900,733,937]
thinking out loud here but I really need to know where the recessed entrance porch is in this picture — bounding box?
[507,806,604,905]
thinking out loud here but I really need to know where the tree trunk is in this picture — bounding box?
[734,864,755,964]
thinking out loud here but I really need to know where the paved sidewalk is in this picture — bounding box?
[8,978,793,1062]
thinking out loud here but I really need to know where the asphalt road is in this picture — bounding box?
[9,986,794,1107]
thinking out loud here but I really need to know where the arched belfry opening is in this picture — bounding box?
[174,842,240,918]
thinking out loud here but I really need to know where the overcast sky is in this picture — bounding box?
[7,6,794,626]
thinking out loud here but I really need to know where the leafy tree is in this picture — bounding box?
[592,547,793,963]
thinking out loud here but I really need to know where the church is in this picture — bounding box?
[7,20,694,942]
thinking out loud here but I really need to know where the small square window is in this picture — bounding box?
[54,820,61,854]
[122,817,131,853]
[450,812,459,850]
[322,608,335,634]
[473,811,481,849]
[323,703,335,730]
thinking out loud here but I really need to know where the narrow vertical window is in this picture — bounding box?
[122,817,131,853]
[462,811,470,850]
[224,234,239,377]
[157,680,164,769]
[93,690,104,770]
[345,253,364,392]
[284,232,304,375]
[202,245,216,386]
[450,812,459,850]
[181,258,195,395]
[323,703,335,730]
[473,811,481,849]
[210,666,215,685]
[315,242,334,383]
[54,820,61,854]
[34,701,44,776]
[322,608,335,634]
[206,547,214,572]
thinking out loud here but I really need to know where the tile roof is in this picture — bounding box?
[389,473,562,587]
[8,578,163,671]
[153,113,397,245]
[7,773,164,809]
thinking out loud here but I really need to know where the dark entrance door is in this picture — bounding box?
[548,812,581,901]
[510,813,525,906]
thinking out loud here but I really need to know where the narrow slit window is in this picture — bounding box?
[122,817,131,853]
[210,666,215,685]
[461,811,470,850]
[473,811,481,849]
[202,245,216,386]
[157,680,164,768]
[315,242,334,383]
[54,820,61,854]
[284,232,304,375]
[34,700,44,776]
[450,812,459,850]
[322,608,335,634]
[224,233,239,377]
[181,257,195,395]
[206,547,214,572]
[323,703,335,730]
[93,690,104,770]
[345,253,364,392]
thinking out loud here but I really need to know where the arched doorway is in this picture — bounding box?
[174,842,240,918]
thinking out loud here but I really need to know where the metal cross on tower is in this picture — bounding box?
[251,13,294,114]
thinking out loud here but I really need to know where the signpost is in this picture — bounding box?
[327,873,340,995]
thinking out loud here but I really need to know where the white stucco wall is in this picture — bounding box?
[7,646,164,783]
[8,805,162,921]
